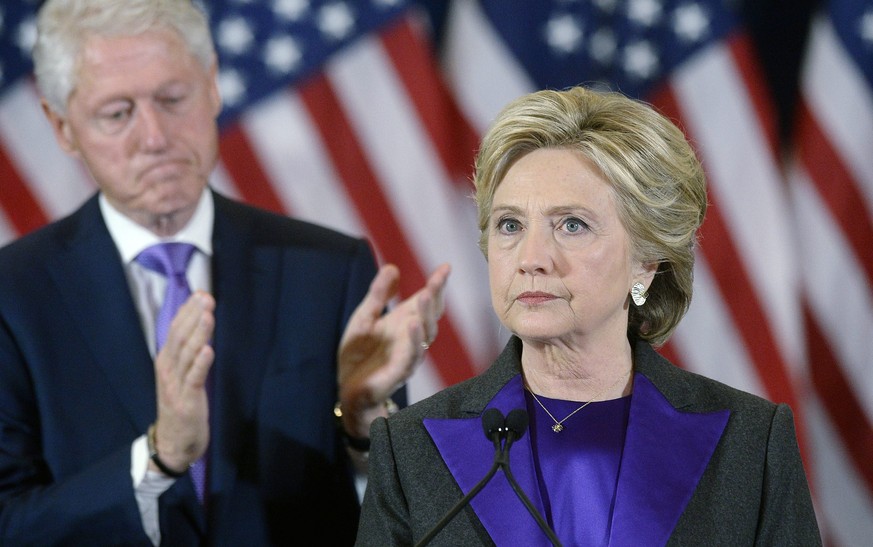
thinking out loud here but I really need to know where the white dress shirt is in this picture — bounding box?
[100,189,213,546]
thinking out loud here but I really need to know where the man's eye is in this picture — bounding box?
[160,95,185,107]
[95,107,131,133]
[101,109,128,121]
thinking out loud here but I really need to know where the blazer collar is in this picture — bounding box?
[424,337,729,546]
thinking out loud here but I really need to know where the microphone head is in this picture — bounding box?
[504,409,529,440]
[481,408,505,441]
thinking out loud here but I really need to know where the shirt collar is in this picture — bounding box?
[100,188,214,263]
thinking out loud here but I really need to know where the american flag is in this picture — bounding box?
[0,0,870,542]
[788,0,873,544]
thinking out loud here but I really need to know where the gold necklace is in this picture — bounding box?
[526,370,631,433]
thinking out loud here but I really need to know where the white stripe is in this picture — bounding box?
[671,255,765,397]
[0,207,16,247]
[238,90,366,238]
[208,163,242,201]
[408,357,446,404]
[442,0,536,135]
[0,81,94,219]
[671,42,804,375]
[803,15,873,212]
[806,396,873,547]
[326,33,502,371]
[789,162,873,418]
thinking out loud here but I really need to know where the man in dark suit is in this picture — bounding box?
[0,0,449,544]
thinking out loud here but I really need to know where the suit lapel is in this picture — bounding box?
[609,374,728,546]
[45,196,156,432]
[425,374,555,546]
[205,194,281,530]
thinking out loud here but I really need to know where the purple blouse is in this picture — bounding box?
[524,391,632,546]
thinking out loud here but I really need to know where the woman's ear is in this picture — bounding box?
[635,260,658,288]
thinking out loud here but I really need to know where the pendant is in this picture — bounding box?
[552,423,564,433]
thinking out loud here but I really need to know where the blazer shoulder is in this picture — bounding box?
[636,341,779,415]
[213,192,369,253]
[0,194,102,276]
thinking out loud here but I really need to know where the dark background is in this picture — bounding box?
[415,0,824,147]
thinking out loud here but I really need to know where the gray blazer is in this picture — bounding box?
[357,336,821,546]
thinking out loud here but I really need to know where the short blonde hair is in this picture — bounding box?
[473,86,707,345]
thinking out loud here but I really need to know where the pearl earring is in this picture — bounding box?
[631,282,648,306]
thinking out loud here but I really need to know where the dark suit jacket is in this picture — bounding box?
[357,336,822,546]
[0,190,377,546]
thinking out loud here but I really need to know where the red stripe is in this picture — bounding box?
[218,123,286,215]
[650,88,803,409]
[806,304,873,492]
[657,341,683,369]
[0,143,49,235]
[379,14,480,188]
[298,73,477,386]
[727,34,781,160]
[796,101,873,285]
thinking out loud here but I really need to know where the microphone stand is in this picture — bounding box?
[501,409,562,547]
[414,409,506,547]
[415,409,562,547]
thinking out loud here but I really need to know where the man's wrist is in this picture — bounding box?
[333,399,398,452]
[146,423,188,478]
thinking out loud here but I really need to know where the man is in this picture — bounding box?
[0,0,449,544]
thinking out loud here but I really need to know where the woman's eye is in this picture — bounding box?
[497,218,521,234]
[562,217,586,233]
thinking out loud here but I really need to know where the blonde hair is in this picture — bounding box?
[473,86,707,345]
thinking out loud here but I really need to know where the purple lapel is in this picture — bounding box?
[424,375,555,546]
[425,372,729,546]
[609,374,729,545]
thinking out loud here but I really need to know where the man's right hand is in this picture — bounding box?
[151,291,215,474]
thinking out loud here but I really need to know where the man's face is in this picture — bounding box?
[45,28,221,234]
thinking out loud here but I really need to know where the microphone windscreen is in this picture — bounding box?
[505,409,529,439]
[481,408,505,440]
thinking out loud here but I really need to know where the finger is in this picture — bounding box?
[177,295,215,377]
[186,344,215,390]
[419,263,451,345]
[343,264,400,341]
[160,293,214,381]
[164,292,214,351]
[363,264,401,316]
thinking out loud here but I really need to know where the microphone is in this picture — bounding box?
[414,408,507,547]
[500,409,562,547]
[416,409,563,547]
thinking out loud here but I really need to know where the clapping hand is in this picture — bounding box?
[152,291,215,474]
[337,263,451,439]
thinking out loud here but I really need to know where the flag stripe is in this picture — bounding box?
[380,15,480,188]
[218,124,287,216]
[727,34,781,158]
[652,87,800,409]
[796,102,873,285]
[299,73,477,385]
[806,305,873,493]
[0,144,48,235]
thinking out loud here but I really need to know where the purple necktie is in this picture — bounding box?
[135,242,207,502]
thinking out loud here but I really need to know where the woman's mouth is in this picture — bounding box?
[516,291,557,305]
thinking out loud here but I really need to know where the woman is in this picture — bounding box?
[356,86,821,546]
